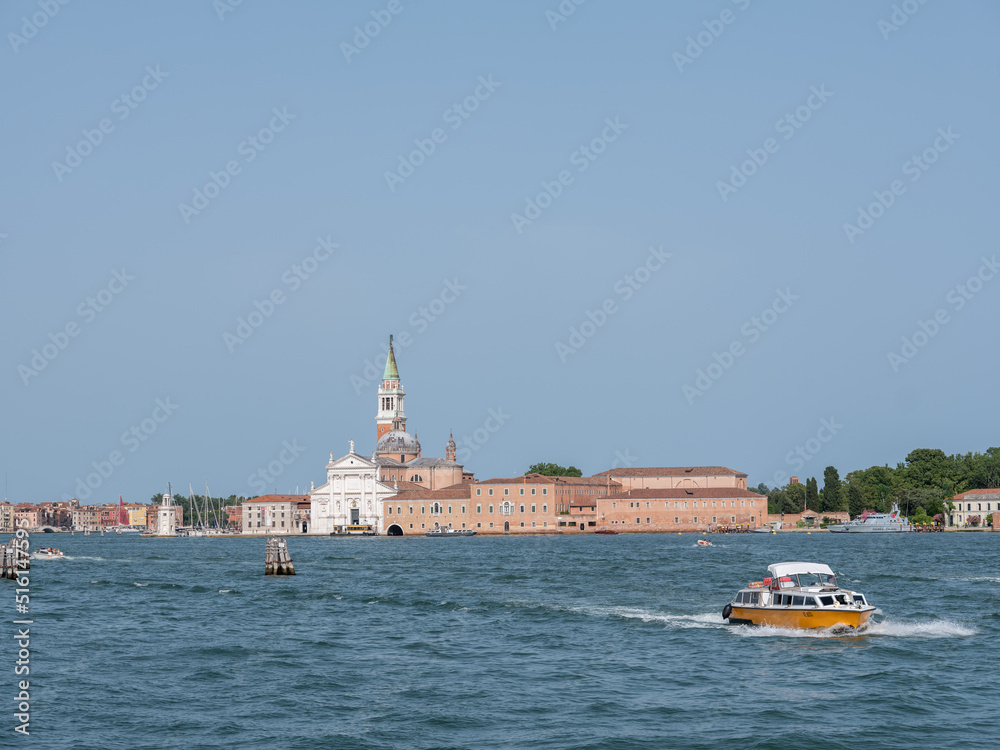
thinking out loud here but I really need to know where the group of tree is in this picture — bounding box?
[525,462,582,477]
[754,447,1000,520]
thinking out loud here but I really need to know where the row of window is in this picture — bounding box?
[962,502,993,511]
[388,503,549,515]
[611,500,755,509]
[476,487,549,496]
[607,516,743,525]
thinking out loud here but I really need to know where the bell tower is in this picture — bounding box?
[376,336,406,442]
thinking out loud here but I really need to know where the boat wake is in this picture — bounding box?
[731,617,977,639]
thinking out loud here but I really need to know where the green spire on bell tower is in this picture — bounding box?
[383,335,399,380]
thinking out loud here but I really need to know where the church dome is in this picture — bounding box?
[377,429,420,455]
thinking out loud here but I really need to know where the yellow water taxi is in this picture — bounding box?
[723,562,876,630]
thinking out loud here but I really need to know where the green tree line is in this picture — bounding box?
[754,447,1000,520]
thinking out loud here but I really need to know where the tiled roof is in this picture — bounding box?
[592,466,747,478]
[952,488,1000,497]
[384,487,472,501]
[475,474,620,486]
[246,494,309,504]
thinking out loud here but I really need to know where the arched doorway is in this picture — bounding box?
[387,524,404,536]
[301,521,308,533]
[504,521,510,533]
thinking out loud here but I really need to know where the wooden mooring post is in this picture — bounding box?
[264,537,295,575]
[1,535,30,580]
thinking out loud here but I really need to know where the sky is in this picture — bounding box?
[2,0,998,505]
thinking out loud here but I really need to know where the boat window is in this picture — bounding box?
[804,597,817,607]
[819,595,834,606]
[749,592,759,604]
[853,595,866,605]
[792,595,804,606]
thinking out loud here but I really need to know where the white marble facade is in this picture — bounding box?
[309,442,396,534]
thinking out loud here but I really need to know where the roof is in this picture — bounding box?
[592,466,747,478]
[383,337,399,380]
[475,474,620,486]
[385,487,471,501]
[952,488,1000,498]
[767,562,834,578]
[246,494,309,505]
[608,487,764,499]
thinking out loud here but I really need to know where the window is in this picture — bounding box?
[421,506,425,514]
[397,506,401,515]
[732,516,736,523]
[388,506,392,515]
[489,522,494,528]
[477,523,482,528]
[542,489,547,495]
[712,517,717,523]
[476,489,481,496]
[520,522,525,527]
[646,502,650,508]
[531,488,536,495]
[476,505,481,513]
[792,596,805,606]
[674,517,679,523]
[520,488,524,495]
[646,518,651,524]
[636,517,640,524]
[750,501,754,508]
[489,504,494,513]
[531,522,536,527]
[712,501,716,508]
[410,474,423,482]
[612,502,617,509]
[519,504,525,513]
[408,506,413,515]
[693,516,698,523]
[531,504,536,513]
[447,505,452,514]
[542,504,547,513]
[488,488,493,496]
[500,502,513,516]
[504,489,509,496]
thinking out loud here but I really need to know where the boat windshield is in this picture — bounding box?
[796,572,837,588]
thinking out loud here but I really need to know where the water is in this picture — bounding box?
[17,532,998,749]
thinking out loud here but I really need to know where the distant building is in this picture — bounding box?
[593,487,766,532]
[13,503,40,530]
[949,489,1000,527]
[591,466,748,491]
[243,495,310,535]
[0,503,13,532]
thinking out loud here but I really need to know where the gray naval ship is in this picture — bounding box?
[827,502,912,533]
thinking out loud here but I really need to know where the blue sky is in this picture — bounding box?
[2,0,998,504]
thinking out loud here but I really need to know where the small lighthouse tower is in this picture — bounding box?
[156,483,177,537]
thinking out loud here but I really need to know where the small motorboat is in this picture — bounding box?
[723,562,876,630]
[594,530,618,535]
[697,539,713,547]
[33,547,66,560]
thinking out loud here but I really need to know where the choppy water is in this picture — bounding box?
[14,532,999,749]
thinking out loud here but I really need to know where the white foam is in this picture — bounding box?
[731,617,976,639]
[133,582,148,587]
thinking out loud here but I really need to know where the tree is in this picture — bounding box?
[526,463,582,477]
[823,466,843,512]
[848,483,865,518]
[805,477,819,512]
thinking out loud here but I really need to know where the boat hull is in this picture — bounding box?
[729,605,874,630]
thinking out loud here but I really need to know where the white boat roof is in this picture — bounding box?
[768,562,834,578]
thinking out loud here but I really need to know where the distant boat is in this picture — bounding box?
[697,539,713,547]
[594,530,618,535]
[827,503,912,533]
[752,522,780,534]
[426,524,476,537]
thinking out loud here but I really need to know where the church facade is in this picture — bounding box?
[307,337,467,534]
